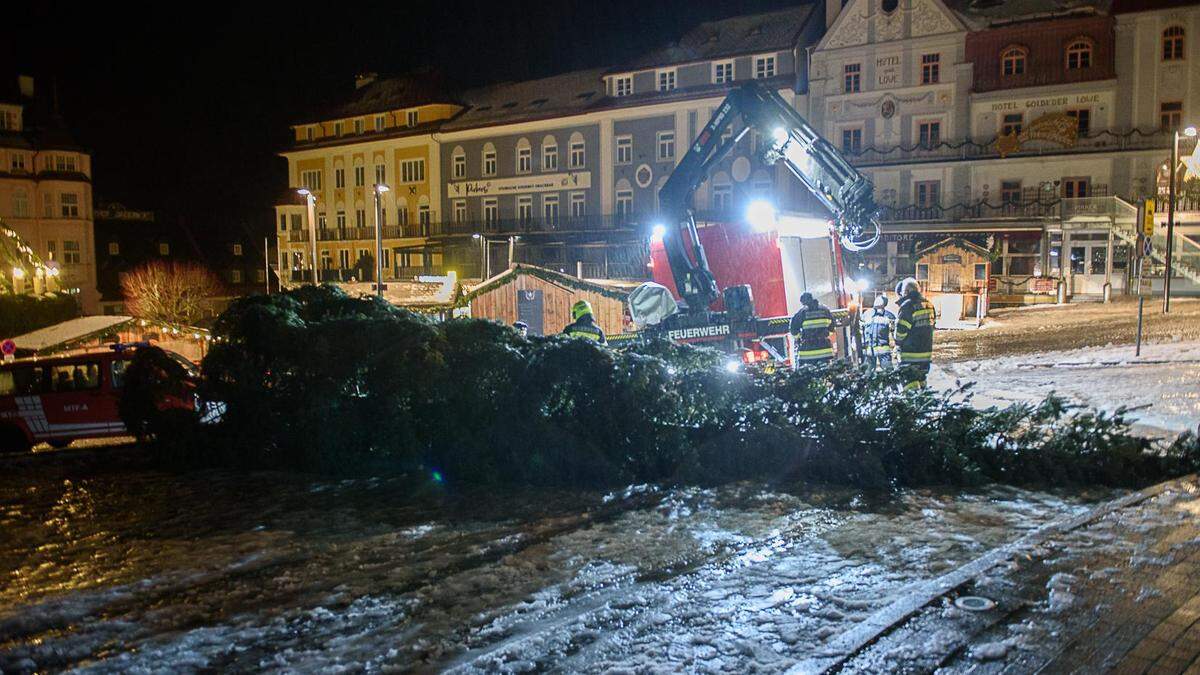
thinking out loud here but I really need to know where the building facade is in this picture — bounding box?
[0,76,99,310]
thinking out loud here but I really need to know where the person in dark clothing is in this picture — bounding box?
[893,277,937,390]
[513,321,529,338]
[563,300,607,344]
[789,292,834,366]
[862,295,896,370]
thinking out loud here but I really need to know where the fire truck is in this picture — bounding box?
[609,80,882,364]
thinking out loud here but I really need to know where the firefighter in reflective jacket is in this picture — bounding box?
[862,295,896,370]
[789,292,834,365]
[563,299,607,344]
[893,277,936,389]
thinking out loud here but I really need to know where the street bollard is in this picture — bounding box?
[1136,295,1145,357]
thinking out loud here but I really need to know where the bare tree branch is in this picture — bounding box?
[120,261,223,325]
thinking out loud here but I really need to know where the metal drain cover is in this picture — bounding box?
[955,595,996,612]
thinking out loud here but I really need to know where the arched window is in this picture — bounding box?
[1066,39,1092,70]
[615,178,634,219]
[395,196,409,227]
[1001,46,1027,76]
[1163,26,1186,61]
[515,137,532,174]
[481,142,497,177]
[541,135,558,171]
[711,171,733,211]
[451,146,466,180]
[568,132,586,169]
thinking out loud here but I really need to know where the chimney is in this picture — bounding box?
[826,0,844,29]
[17,75,34,99]
[355,72,378,89]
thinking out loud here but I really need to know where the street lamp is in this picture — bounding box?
[472,233,489,278]
[1164,125,1197,313]
[297,188,318,284]
[373,183,390,297]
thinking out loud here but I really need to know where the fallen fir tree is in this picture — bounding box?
[124,285,1200,491]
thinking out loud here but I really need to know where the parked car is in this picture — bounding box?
[0,344,198,453]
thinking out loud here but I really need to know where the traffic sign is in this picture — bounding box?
[1143,237,1154,257]
[1,339,14,363]
[1143,199,1155,238]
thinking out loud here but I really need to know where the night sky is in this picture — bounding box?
[8,0,800,238]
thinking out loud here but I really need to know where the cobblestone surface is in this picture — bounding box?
[829,477,1200,674]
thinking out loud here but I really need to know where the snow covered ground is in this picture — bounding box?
[932,340,1200,436]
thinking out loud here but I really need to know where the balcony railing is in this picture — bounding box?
[877,190,1107,223]
[287,225,429,243]
[846,128,1174,167]
[428,214,642,238]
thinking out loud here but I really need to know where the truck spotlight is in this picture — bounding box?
[724,359,740,373]
[855,278,870,292]
[651,224,667,242]
[772,127,789,145]
[746,200,777,232]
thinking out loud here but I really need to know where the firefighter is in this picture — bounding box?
[789,292,834,366]
[563,299,607,344]
[513,321,529,338]
[862,295,896,371]
[893,277,937,390]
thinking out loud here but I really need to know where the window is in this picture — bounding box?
[754,55,777,79]
[712,182,732,210]
[339,250,350,268]
[290,214,301,231]
[381,249,391,271]
[452,149,466,179]
[570,192,585,217]
[231,269,243,284]
[1062,177,1089,198]
[1164,26,1186,61]
[354,166,365,186]
[11,153,25,172]
[108,241,120,256]
[542,139,558,171]
[397,205,408,226]
[921,53,940,84]
[1004,238,1040,276]
[614,76,633,97]
[1001,113,1023,137]
[569,139,585,169]
[375,163,386,184]
[483,198,499,225]
[543,194,559,223]
[55,155,77,172]
[255,269,266,283]
[354,119,364,134]
[916,263,929,281]
[917,120,941,148]
[12,189,28,217]
[657,131,675,161]
[616,189,633,218]
[453,200,467,223]
[844,63,861,93]
[375,115,386,131]
[483,146,497,176]
[1066,40,1092,69]
[1161,101,1183,131]
[1002,46,1027,76]
[355,209,366,227]
[1066,108,1091,136]
[335,167,345,188]
[337,210,347,228]
[407,110,419,127]
[914,181,940,209]
[657,69,677,92]
[399,158,425,183]
[50,362,100,392]
[714,61,734,84]
[841,128,863,154]
[46,240,55,260]
[418,205,430,228]
[306,127,314,141]
[318,213,327,228]
[1000,180,1022,205]
[321,250,332,269]
[517,195,533,224]
[60,193,80,218]
[301,170,323,191]
[63,240,81,264]
[517,145,532,173]
[158,242,169,256]
[334,122,343,136]
[232,244,243,256]
[42,193,52,217]
[974,263,988,282]
[616,135,633,164]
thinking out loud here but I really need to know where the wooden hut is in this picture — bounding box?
[912,237,993,323]
[461,265,632,336]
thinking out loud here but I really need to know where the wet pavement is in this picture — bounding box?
[0,446,1107,673]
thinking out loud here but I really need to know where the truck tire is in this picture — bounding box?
[0,426,32,454]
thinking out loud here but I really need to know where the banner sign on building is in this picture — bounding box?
[447,171,591,198]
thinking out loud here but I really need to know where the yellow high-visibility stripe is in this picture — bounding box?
[904,380,925,390]
[900,351,932,362]
[801,318,832,328]
[897,319,912,328]
[913,309,934,317]
[796,347,834,357]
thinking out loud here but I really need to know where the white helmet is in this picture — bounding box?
[895,277,920,297]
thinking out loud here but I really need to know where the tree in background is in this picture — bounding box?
[120,261,222,325]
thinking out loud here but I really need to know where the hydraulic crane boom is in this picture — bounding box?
[656,80,881,313]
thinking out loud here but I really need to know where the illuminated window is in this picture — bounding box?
[1164,26,1185,61]
[844,63,861,93]
[713,61,734,84]
[1066,40,1092,69]
[63,240,81,264]
[232,244,243,256]
[616,135,633,164]
[1161,101,1183,130]
[921,53,940,84]
[108,241,120,256]
[754,55,777,79]
[657,69,677,92]
[158,242,169,256]
[1001,46,1027,76]
[614,76,633,97]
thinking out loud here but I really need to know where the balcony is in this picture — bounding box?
[878,191,1106,224]
[846,129,1173,168]
[428,214,642,238]
[287,225,423,243]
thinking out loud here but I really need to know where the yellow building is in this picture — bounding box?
[276,73,461,283]
[0,76,98,310]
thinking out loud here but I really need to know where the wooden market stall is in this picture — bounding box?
[461,264,632,336]
[912,237,993,324]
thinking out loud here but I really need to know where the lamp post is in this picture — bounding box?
[1164,125,1197,313]
[373,183,390,297]
[297,188,318,284]
[472,233,488,279]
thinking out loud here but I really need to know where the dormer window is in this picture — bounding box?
[713,61,734,84]
[1066,40,1092,70]
[1001,46,1027,76]
[407,110,418,127]
[375,115,386,131]
[614,75,633,97]
[657,69,677,92]
[354,119,365,134]
[334,122,343,136]
[754,55,777,79]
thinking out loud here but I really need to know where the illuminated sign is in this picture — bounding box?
[666,324,731,341]
[447,171,591,198]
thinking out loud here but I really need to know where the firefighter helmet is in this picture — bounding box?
[873,295,888,308]
[895,277,920,297]
[571,299,594,321]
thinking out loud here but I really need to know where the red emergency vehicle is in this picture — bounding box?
[0,345,197,453]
